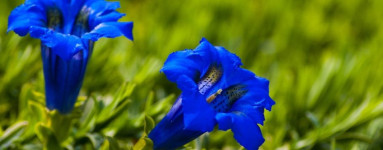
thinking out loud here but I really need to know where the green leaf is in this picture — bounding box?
[20,100,46,142]
[47,111,73,143]
[18,83,33,119]
[28,101,45,123]
[97,82,135,123]
[147,94,175,116]
[20,143,42,150]
[35,123,63,150]
[101,136,120,150]
[0,121,28,149]
[144,91,154,113]
[133,137,153,150]
[86,133,104,149]
[144,115,155,135]
[132,115,155,150]
[76,97,98,138]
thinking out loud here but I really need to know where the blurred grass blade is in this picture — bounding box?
[144,115,155,135]
[86,133,104,149]
[101,136,120,150]
[147,94,175,117]
[133,137,153,150]
[76,97,98,138]
[0,121,28,149]
[97,82,135,123]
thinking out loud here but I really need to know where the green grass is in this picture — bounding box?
[1,0,383,149]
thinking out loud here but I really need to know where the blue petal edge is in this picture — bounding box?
[7,3,46,36]
[161,50,203,83]
[30,26,85,60]
[177,75,217,132]
[82,22,134,41]
[217,113,265,150]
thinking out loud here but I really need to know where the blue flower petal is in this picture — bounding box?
[215,113,233,130]
[182,93,216,132]
[176,75,217,132]
[161,38,230,84]
[82,22,133,41]
[233,93,274,112]
[149,107,204,149]
[7,3,46,36]
[231,113,265,150]
[237,75,275,111]
[194,38,219,63]
[193,42,243,97]
[217,113,265,149]
[29,26,86,60]
[223,68,275,111]
[90,11,125,26]
[224,68,255,87]
[231,105,265,125]
[86,1,125,28]
[161,50,205,84]
[215,46,242,69]
[175,75,198,94]
[42,46,88,114]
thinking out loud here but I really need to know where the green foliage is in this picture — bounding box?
[1,0,383,149]
[0,121,27,149]
[133,116,154,150]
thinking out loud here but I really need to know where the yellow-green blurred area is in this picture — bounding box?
[1,0,383,149]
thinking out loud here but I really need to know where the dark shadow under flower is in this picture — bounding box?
[8,0,133,114]
[149,38,275,150]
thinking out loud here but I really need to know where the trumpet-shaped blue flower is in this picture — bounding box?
[8,0,133,114]
[149,38,275,150]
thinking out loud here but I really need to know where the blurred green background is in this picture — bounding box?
[1,0,383,149]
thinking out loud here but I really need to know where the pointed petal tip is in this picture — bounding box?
[265,98,276,111]
[199,38,214,47]
[82,21,133,41]
[124,21,134,41]
[232,115,265,150]
[6,28,12,34]
[200,37,208,43]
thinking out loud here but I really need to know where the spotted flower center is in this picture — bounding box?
[197,65,248,112]
[207,85,247,112]
[197,65,222,94]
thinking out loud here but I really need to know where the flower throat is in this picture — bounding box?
[197,65,248,112]
[47,7,90,36]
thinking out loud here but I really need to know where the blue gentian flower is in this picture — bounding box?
[149,38,275,150]
[8,0,133,114]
